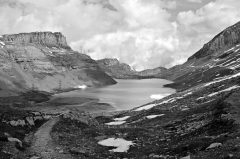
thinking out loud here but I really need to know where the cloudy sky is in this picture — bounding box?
[0,0,240,70]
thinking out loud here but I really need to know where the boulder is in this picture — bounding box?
[206,143,223,150]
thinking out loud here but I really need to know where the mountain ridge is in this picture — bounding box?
[0,31,116,94]
[2,32,71,50]
[2,22,240,158]
[97,58,168,79]
[188,21,240,61]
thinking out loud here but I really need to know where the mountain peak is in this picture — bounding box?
[188,21,240,61]
[2,31,71,50]
[97,58,120,66]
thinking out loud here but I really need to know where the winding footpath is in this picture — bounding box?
[29,117,73,159]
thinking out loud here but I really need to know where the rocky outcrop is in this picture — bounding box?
[164,21,240,90]
[0,32,116,93]
[97,58,139,79]
[2,32,71,50]
[138,67,168,77]
[188,21,240,60]
[97,58,168,79]
[2,112,51,127]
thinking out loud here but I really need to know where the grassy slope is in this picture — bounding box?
[51,73,240,158]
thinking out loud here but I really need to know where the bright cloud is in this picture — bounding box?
[187,0,202,3]
[0,0,240,70]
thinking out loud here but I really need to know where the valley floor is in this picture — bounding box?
[1,72,240,159]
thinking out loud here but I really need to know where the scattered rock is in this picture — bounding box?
[180,155,190,159]
[206,143,223,150]
[29,156,41,159]
[94,135,107,141]
[69,147,88,155]
[228,154,234,158]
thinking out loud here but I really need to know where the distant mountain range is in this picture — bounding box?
[97,58,168,79]
[98,21,240,87]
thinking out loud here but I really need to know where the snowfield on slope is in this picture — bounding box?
[208,85,240,97]
[150,93,170,100]
[98,138,134,152]
[105,121,126,125]
[146,114,165,119]
[114,116,130,121]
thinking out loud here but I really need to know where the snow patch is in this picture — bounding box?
[183,92,192,96]
[181,108,190,111]
[204,72,240,87]
[206,143,222,150]
[196,97,204,100]
[114,116,130,121]
[74,85,87,89]
[98,138,134,152]
[230,64,240,69]
[235,48,240,52]
[105,121,126,125]
[224,47,234,53]
[146,114,165,119]
[0,41,5,48]
[224,61,236,67]
[150,93,170,100]
[105,116,130,125]
[134,91,193,112]
[134,103,157,111]
[208,85,240,97]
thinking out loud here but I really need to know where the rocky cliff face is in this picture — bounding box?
[97,58,139,79]
[0,32,116,94]
[165,21,240,90]
[2,32,71,50]
[188,21,240,60]
[138,67,168,77]
[97,58,168,79]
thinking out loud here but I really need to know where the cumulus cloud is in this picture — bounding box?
[177,0,240,60]
[71,0,179,70]
[187,0,202,3]
[0,0,240,70]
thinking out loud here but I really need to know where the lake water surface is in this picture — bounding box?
[56,79,175,110]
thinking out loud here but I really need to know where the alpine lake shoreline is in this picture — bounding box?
[2,73,240,159]
[0,77,176,159]
[2,21,240,158]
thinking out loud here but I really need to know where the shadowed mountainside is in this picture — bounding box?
[0,32,116,95]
